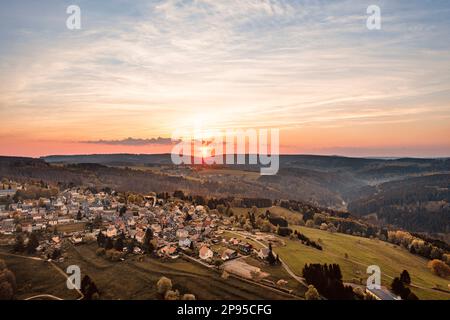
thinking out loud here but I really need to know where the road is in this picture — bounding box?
[25,294,63,300]
[181,252,214,269]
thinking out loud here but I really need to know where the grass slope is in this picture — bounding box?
[275,226,450,300]
[0,252,79,300]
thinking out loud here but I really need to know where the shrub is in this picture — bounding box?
[0,269,16,293]
[0,281,13,300]
[181,293,196,300]
[305,220,315,228]
[96,248,106,256]
[428,259,450,278]
[105,249,123,261]
[276,226,292,237]
[157,276,172,295]
[353,287,365,299]
[164,290,180,300]
[407,292,419,300]
[320,223,328,231]
[400,270,411,284]
[305,285,320,300]
[0,259,6,271]
[0,261,16,300]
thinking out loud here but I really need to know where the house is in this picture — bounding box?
[127,217,136,227]
[199,246,213,260]
[106,225,117,238]
[195,205,205,214]
[32,214,42,220]
[70,234,83,245]
[176,229,188,239]
[366,287,400,300]
[57,217,73,224]
[48,219,58,226]
[52,236,61,244]
[258,248,270,260]
[150,224,162,233]
[135,230,145,244]
[159,245,177,257]
[116,221,126,232]
[221,249,238,261]
[238,242,252,254]
[32,223,45,231]
[21,223,32,233]
[0,219,15,233]
[178,237,191,248]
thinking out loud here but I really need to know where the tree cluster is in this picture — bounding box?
[0,259,16,300]
[391,270,418,300]
[293,230,322,250]
[302,263,354,300]
[81,275,100,300]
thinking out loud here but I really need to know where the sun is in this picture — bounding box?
[201,145,210,158]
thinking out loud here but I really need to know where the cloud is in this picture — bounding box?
[82,137,177,146]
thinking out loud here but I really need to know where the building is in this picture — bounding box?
[178,237,191,248]
[106,225,117,238]
[221,249,238,261]
[199,246,213,260]
[258,248,270,260]
[135,230,145,244]
[176,229,188,239]
[365,287,400,300]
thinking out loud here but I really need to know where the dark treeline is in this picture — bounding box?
[294,230,322,250]
[411,233,450,252]
[279,199,350,218]
[302,263,354,300]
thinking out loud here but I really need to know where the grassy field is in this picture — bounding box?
[52,222,87,233]
[274,226,450,300]
[0,251,79,300]
[63,243,299,300]
[0,242,297,300]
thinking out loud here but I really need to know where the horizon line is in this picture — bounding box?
[0,153,448,160]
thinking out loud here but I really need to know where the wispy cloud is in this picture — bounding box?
[82,137,176,146]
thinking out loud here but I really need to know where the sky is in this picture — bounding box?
[0,0,450,158]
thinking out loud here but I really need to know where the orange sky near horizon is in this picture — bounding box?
[1,121,449,158]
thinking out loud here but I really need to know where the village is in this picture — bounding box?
[1,180,440,301]
[0,183,288,288]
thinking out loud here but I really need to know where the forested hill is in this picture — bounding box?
[348,174,450,233]
[2,154,450,233]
